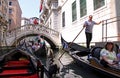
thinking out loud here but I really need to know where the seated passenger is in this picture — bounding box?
[100,42,118,67]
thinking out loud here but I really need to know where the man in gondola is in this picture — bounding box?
[83,15,102,48]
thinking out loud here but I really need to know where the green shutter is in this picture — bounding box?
[80,0,87,17]
[94,0,105,10]
[72,1,77,22]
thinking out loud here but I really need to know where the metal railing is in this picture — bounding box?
[77,16,120,46]
[102,16,120,42]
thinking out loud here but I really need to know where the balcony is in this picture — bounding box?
[0,14,8,26]
[51,2,58,10]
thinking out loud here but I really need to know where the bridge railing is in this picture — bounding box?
[6,24,59,38]
[5,24,60,46]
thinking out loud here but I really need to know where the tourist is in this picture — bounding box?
[100,42,118,67]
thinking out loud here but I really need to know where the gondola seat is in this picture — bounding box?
[0,59,37,78]
[91,47,103,60]
[4,60,30,68]
[89,47,103,65]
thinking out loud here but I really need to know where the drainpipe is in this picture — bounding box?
[105,20,107,42]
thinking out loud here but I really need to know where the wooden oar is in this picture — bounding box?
[58,27,85,60]
[68,27,85,47]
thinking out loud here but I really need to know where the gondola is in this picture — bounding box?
[34,43,47,57]
[61,35,90,56]
[0,44,44,78]
[61,36,120,78]
[29,39,47,57]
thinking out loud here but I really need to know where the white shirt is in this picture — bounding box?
[100,49,117,63]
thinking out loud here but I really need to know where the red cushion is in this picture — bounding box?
[9,73,39,78]
[0,70,39,78]
[5,60,30,67]
[6,60,30,64]
[0,69,28,75]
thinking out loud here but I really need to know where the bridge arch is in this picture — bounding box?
[5,24,60,49]
[11,34,57,49]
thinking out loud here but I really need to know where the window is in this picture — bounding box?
[93,0,105,10]
[9,1,12,6]
[80,0,87,17]
[62,12,65,27]
[9,19,12,24]
[9,8,12,14]
[72,1,77,22]
[0,0,1,6]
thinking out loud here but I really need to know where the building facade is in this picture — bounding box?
[21,17,30,26]
[0,0,8,46]
[0,0,8,26]
[40,0,120,46]
[8,0,22,30]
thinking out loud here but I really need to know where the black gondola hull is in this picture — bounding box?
[71,54,120,78]
[61,36,120,78]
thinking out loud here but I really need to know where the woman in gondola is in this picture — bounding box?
[100,42,118,67]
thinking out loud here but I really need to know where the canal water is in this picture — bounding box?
[39,49,111,78]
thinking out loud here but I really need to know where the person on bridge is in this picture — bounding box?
[83,15,102,48]
[33,18,39,25]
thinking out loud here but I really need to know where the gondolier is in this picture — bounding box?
[83,15,102,48]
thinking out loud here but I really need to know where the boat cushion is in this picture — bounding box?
[91,47,103,60]
[4,60,30,68]
[0,69,29,75]
[0,70,38,78]
[8,73,38,78]
[5,60,30,65]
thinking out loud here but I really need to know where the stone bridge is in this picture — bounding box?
[5,24,61,49]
